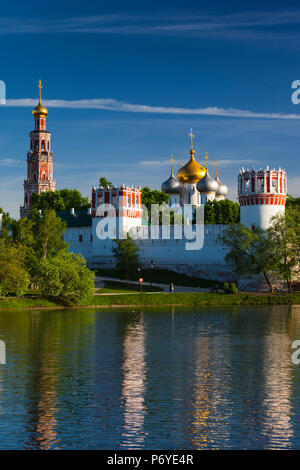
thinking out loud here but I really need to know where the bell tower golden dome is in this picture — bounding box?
[20,80,56,218]
[177,129,206,184]
[32,80,48,117]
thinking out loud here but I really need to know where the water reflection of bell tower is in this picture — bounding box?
[20,80,56,218]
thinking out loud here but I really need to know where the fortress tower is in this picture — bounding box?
[20,81,56,218]
[238,166,287,230]
[91,183,143,236]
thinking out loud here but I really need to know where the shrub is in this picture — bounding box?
[223,282,239,294]
[36,251,95,305]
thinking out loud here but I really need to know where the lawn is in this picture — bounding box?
[0,291,299,310]
[0,296,61,309]
[89,292,300,307]
[0,292,300,310]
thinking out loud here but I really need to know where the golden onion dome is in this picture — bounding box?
[32,101,48,117]
[177,149,206,184]
[32,80,48,117]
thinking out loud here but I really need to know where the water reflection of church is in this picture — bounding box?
[0,306,299,448]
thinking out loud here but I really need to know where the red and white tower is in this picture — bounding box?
[20,81,56,218]
[91,183,143,235]
[238,166,287,230]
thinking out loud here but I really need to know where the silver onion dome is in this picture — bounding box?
[196,170,219,193]
[161,171,182,195]
[215,176,228,196]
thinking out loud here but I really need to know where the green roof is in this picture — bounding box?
[56,210,92,227]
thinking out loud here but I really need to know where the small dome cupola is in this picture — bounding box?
[196,152,219,193]
[177,129,206,184]
[214,160,228,196]
[32,80,48,118]
[161,172,182,194]
[161,155,182,194]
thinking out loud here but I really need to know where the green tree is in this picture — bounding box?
[219,224,276,292]
[0,207,13,241]
[0,239,30,296]
[268,209,300,293]
[112,236,140,281]
[11,209,69,286]
[141,186,170,223]
[33,209,68,259]
[36,251,95,305]
[204,199,240,224]
[14,209,68,260]
[204,201,216,224]
[286,194,300,216]
[99,176,113,187]
[31,189,90,212]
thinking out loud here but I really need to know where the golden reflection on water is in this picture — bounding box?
[261,331,293,448]
[120,313,147,449]
[189,333,231,449]
[35,358,58,450]
[190,337,212,448]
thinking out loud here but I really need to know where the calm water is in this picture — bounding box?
[0,305,300,449]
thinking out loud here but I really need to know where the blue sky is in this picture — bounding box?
[1,0,300,217]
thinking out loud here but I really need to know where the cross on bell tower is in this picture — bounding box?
[20,81,56,218]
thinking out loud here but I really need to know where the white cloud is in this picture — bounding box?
[139,158,260,167]
[0,11,300,43]
[0,158,25,167]
[139,159,182,167]
[217,159,261,166]
[4,98,300,120]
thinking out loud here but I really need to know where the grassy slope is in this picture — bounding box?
[1,292,300,310]
[95,268,223,288]
[96,280,163,293]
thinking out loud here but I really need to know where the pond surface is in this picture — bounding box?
[0,305,300,449]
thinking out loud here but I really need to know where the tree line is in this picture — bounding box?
[0,208,94,304]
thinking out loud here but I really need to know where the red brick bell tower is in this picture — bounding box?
[20,80,56,218]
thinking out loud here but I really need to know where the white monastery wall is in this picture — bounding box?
[64,226,93,262]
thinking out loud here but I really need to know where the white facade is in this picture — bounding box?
[180,183,201,206]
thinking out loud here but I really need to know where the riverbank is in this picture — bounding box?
[0,292,300,310]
